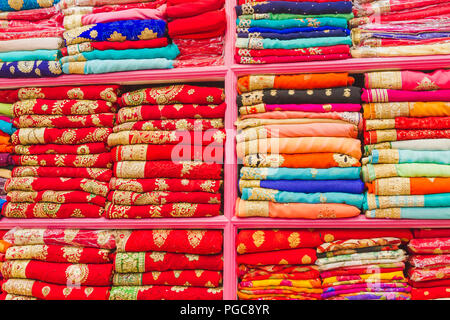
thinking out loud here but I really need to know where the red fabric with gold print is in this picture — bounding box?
[12,167,112,182]
[237,248,317,265]
[7,190,106,206]
[113,270,222,287]
[1,202,104,218]
[107,190,221,205]
[408,238,450,254]
[14,114,115,129]
[12,127,112,145]
[115,229,223,254]
[12,99,115,116]
[109,177,222,193]
[17,85,119,102]
[13,143,108,155]
[236,229,322,254]
[318,229,413,243]
[109,285,223,300]
[113,118,223,132]
[412,286,450,300]
[13,153,112,168]
[1,260,113,286]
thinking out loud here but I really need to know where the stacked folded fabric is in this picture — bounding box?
[0,0,63,78]
[316,228,413,300]
[0,228,115,300]
[105,84,225,219]
[110,229,223,300]
[167,0,226,67]
[0,231,10,297]
[234,0,353,64]
[408,228,450,300]
[361,69,450,220]
[0,91,16,207]
[236,229,323,300]
[235,73,364,219]
[1,85,119,218]
[351,0,450,58]
[59,0,178,74]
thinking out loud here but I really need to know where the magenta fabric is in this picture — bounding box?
[80,6,166,25]
[362,88,450,103]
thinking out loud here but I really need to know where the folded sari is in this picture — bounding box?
[110,178,222,193]
[12,166,112,182]
[241,189,363,207]
[318,229,412,243]
[0,61,62,78]
[113,161,221,179]
[60,45,179,63]
[167,0,224,18]
[318,245,401,258]
[16,85,119,102]
[236,1,352,15]
[63,38,168,56]
[360,38,450,48]
[0,6,58,20]
[318,258,407,272]
[409,255,450,269]
[365,69,450,91]
[109,285,223,300]
[367,177,450,196]
[112,144,222,162]
[168,9,226,38]
[365,117,450,131]
[5,177,109,197]
[362,163,450,182]
[0,294,37,300]
[320,265,406,278]
[2,260,112,286]
[3,228,115,249]
[238,87,360,107]
[236,198,361,218]
[364,193,450,210]
[120,85,224,106]
[0,0,58,11]
[331,292,410,300]
[241,270,320,282]
[323,286,411,299]
[351,41,450,58]
[412,286,450,300]
[117,104,226,123]
[107,130,225,147]
[113,270,222,287]
[413,229,450,239]
[239,180,364,194]
[410,279,450,288]
[113,119,224,132]
[239,103,360,115]
[363,88,450,103]
[236,45,350,57]
[237,291,320,300]
[236,18,349,29]
[240,278,321,289]
[114,229,223,254]
[64,6,167,29]
[237,29,350,40]
[364,129,450,144]
[13,154,112,168]
[14,114,114,129]
[108,190,220,206]
[242,153,360,168]
[241,167,361,180]
[366,207,450,219]
[105,202,221,219]
[237,73,354,93]
[0,38,63,53]
[13,143,108,155]
[63,19,166,46]
[409,266,450,282]
[0,102,12,115]
[236,230,321,254]
[59,0,157,9]
[62,58,174,74]
[114,252,223,273]
[365,140,450,156]
[2,279,110,300]
[322,271,406,286]
[13,99,115,117]
[318,237,401,253]
[2,202,104,218]
[363,102,450,119]
[12,127,112,145]
[7,190,106,206]
[355,0,447,16]
[237,123,358,142]
[363,150,450,165]
[0,50,60,62]
[409,238,450,254]
[237,248,316,265]
[236,36,352,49]
[316,250,406,266]
[237,137,362,159]
[6,245,112,263]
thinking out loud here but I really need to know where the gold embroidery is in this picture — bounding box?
[62,247,83,263]
[415,77,440,91]
[288,232,300,248]
[108,31,126,42]
[187,230,206,248]
[152,230,171,248]
[8,0,24,10]
[65,264,90,285]
[252,231,265,247]
[138,28,158,40]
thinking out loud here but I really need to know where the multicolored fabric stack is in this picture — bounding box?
[316,229,413,300]
[0,228,115,300]
[0,91,16,208]
[0,231,11,297]
[109,229,223,300]
[236,229,323,300]
[361,69,450,220]
[0,0,63,78]
[59,0,178,74]
[1,85,119,218]
[167,0,226,67]
[234,0,353,64]
[408,229,450,300]
[106,84,225,219]
[351,0,450,58]
[235,73,364,219]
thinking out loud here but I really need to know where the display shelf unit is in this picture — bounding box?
[1,0,450,301]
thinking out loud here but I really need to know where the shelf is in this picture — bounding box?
[232,216,450,228]
[231,55,450,75]
[0,66,229,88]
[0,216,230,229]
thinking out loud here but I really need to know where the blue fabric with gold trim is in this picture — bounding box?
[0,61,62,78]
[0,50,61,62]
[240,179,364,193]
[240,167,361,180]
[237,28,349,40]
[62,58,174,74]
[63,19,167,46]
[236,1,353,15]
[0,0,60,11]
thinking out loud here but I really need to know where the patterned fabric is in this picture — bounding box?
[237,248,317,265]
[13,154,112,168]
[2,202,104,218]
[12,127,112,145]
[109,178,222,193]
[11,166,112,182]
[109,285,222,300]
[13,99,115,116]
[113,119,224,132]
[317,238,402,253]
[108,190,221,205]
[0,61,62,78]
[13,85,119,102]
[7,190,106,206]
[13,143,108,155]
[408,238,450,254]
[113,270,222,287]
